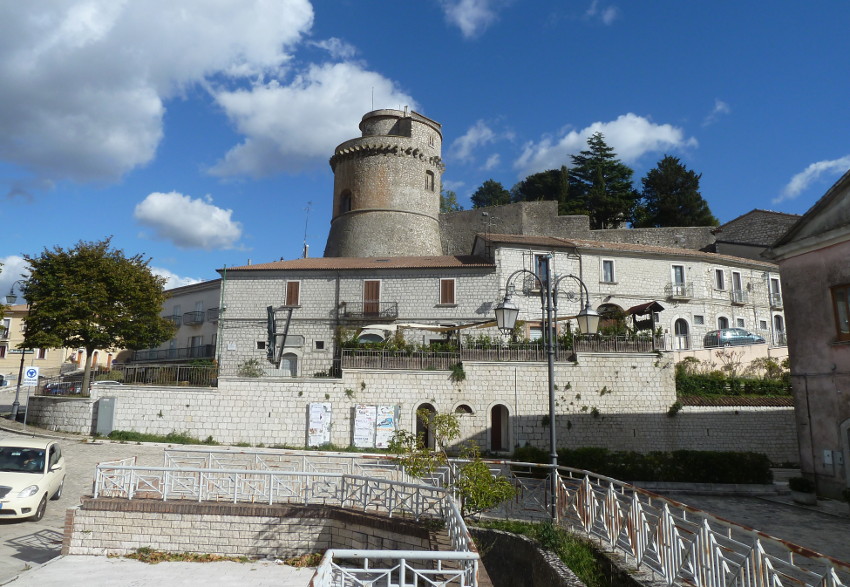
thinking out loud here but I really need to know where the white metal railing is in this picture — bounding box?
[312,550,479,587]
[91,451,850,587]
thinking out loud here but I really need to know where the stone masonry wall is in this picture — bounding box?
[29,353,798,462]
[64,501,432,557]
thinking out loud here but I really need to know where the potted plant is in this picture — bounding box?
[788,476,817,505]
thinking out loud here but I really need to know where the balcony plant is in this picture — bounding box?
[788,476,816,505]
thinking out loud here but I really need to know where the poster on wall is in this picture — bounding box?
[374,405,397,448]
[352,404,398,448]
[307,403,332,447]
[353,405,376,448]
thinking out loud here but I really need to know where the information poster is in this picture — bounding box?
[307,403,331,446]
[353,405,376,448]
[353,404,398,448]
[374,405,397,448]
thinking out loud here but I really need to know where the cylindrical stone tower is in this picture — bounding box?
[324,109,444,257]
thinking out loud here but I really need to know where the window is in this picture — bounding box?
[718,316,729,329]
[314,340,325,351]
[257,341,266,350]
[528,324,543,341]
[759,320,768,330]
[672,265,685,285]
[533,254,550,290]
[602,260,615,283]
[364,280,381,315]
[285,281,300,306]
[694,315,705,325]
[736,318,745,328]
[439,278,456,305]
[340,191,352,214]
[37,348,47,360]
[425,170,435,191]
[0,318,9,338]
[714,269,725,290]
[172,305,181,317]
[831,285,850,341]
[0,346,5,359]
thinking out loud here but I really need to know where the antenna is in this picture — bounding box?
[303,201,313,258]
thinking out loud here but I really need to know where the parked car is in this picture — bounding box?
[703,328,766,348]
[43,381,82,395]
[0,438,65,520]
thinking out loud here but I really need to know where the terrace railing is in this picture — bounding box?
[341,348,460,370]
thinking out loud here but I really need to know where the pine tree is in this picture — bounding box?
[634,155,718,227]
[568,133,638,229]
[510,166,572,214]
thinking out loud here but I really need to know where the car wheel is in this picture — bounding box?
[51,478,64,501]
[33,494,47,521]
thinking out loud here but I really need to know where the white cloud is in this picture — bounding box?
[134,192,243,250]
[150,267,204,290]
[310,38,357,60]
[774,156,850,204]
[0,1,314,185]
[450,120,497,162]
[0,256,29,303]
[514,113,698,177]
[483,154,501,171]
[585,1,620,25]
[702,98,731,127]
[209,62,417,177]
[440,0,503,38]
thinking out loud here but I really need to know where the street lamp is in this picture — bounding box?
[493,254,599,520]
[5,280,27,422]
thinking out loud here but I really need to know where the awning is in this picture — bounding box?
[625,301,665,316]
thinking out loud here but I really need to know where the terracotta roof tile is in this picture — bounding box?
[225,255,494,272]
[680,395,793,407]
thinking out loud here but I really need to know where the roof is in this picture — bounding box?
[715,209,801,246]
[223,255,494,272]
[478,233,778,269]
[164,278,221,296]
[626,301,665,316]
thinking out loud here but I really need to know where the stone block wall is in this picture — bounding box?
[64,501,432,557]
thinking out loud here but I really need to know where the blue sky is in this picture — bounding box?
[2,1,849,296]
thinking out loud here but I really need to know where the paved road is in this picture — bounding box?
[0,426,168,583]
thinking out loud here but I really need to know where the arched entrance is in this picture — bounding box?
[416,403,436,449]
[490,404,509,452]
[674,318,690,350]
[280,353,298,377]
[597,303,626,334]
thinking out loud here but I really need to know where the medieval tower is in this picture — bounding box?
[324,109,444,257]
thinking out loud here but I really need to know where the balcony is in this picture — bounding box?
[730,289,748,305]
[183,310,205,325]
[207,307,220,322]
[132,344,216,362]
[665,282,693,300]
[769,292,783,309]
[340,301,399,320]
[165,315,182,326]
[0,328,8,340]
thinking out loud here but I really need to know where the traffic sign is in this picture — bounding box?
[23,367,39,386]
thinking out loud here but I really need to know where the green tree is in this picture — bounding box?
[511,166,571,213]
[389,409,515,518]
[634,155,719,227]
[440,189,463,213]
[470,179,511,208]
[568,132,638,229]
[21,238,176,393]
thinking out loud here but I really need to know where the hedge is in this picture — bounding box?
[676,373,790,396]
[511,445,773,484]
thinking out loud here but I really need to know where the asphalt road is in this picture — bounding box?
[0,418,168,584]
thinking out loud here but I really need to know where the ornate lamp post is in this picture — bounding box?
[493,254,599,520]
[5,280,28,421]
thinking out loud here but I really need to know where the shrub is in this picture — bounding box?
[788,476,814,493]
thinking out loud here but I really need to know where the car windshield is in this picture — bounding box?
[0,447,45,473]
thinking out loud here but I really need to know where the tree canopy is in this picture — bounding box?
[22,238,176,391]
[470,179,511,208]
[511,166,571,213]
[568,132,638,229]
[633,155,719,227]
[439,189,463,213]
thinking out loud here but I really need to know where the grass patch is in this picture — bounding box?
[107,430,219,445]
[474,520,606,587]
[119,547,249,564]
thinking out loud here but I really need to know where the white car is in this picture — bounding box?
[0,438,65,521]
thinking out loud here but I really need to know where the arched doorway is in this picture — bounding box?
[674,318,690,350]
[416,403,436,449]
[490,404,509,452]
[280,352,298,377]
[718,316,729,329]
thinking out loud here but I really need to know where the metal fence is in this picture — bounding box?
[341,349,459,371]
[119,364,217,387]
[90,449,850,587]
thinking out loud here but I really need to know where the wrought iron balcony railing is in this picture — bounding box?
[770,292,783,308]
[183,310,205,325]
[207,307,220,322]
[730,288,748,305]
[165,315,182,326]
[132,344,216,362]
[339,301,399,320]
[665,282,693,300]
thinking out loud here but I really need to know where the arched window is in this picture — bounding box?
[490,404,509,452]
[674,319,690,350]
[416,403,437,449]
[280,352,298,377]
[455,404,473,414]
[597,304,626,334]
[339,190,352,214]
[718,316,729,329]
